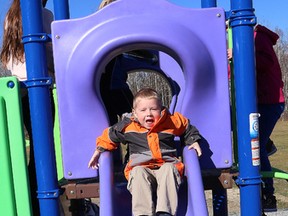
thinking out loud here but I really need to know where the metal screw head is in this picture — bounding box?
[7,81,15,88]
[55,35,61,39]
[68,171,72,176]
[216,13,221,17]
[225,160,229,164]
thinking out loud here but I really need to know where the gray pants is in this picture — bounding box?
[127,163,182,216]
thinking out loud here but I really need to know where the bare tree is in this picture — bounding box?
[274,28,288,114]
[127,70,172,108]
[0,60,11,77]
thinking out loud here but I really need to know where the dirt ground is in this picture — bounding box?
[205,187,240,215]
[205,186,288,215]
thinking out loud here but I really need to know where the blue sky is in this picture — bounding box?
[0,0,287,44]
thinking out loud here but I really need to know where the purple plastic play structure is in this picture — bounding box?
[52,0,231,215]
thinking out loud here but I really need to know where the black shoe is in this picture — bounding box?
[266,139,277,157]
[262,195,277,212]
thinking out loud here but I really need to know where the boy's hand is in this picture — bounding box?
[188,142,202,157]
[88,149,101,169]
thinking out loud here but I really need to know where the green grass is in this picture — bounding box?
[269,120,288,209]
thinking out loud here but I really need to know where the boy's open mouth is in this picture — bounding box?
[146,119,154,124]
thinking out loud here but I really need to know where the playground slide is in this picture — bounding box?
[98,148,208,216]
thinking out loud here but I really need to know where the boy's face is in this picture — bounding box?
[133,98,161,129]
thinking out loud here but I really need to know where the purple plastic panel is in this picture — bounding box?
[52,0,231,180]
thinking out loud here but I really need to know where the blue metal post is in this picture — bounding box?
[53,0,70,20]
[201,0,216,8]
[20,0,60,215]
[229,0,262,215]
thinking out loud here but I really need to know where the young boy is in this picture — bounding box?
[88,88,202,216]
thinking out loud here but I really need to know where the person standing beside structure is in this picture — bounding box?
[254,24,285,212]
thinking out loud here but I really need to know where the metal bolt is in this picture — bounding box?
[216,13,221,17]
[68,171,72,176]
[7,81,15,88]
[70,190,75,194]
[55,35,61,39]
[224,160,229,164]
[224,180,228,185]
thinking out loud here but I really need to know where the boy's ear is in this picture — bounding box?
[132,109,137,118]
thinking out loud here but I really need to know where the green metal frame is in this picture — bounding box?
[52,85,64,180]
[227,24,239,165]
[0,77,32,216]
[262,168,288,180]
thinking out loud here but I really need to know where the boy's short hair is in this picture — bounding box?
[133,88,162,108]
